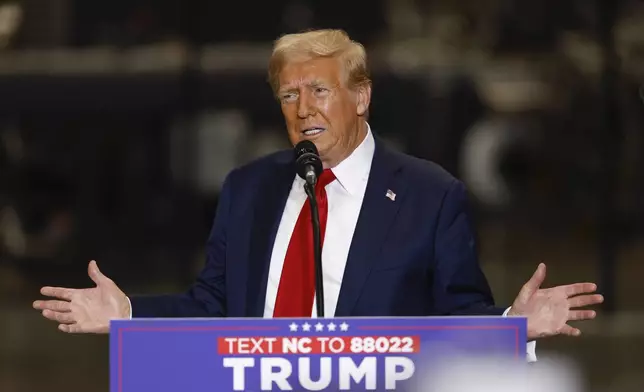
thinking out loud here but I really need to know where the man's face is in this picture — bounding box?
[277,57,370,168]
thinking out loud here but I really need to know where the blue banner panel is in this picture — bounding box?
[110,316,526,392]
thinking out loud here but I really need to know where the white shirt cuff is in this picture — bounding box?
[127,296,133,319]
[503,306,537,362]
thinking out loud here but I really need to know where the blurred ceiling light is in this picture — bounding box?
[459,118,512,207]
[0,2,22,49]
[459,117,539,208]
[474,59,553,112]
[558,32,603,77]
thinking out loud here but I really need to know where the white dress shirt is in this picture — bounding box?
[263,125,375,319]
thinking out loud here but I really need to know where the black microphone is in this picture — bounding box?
[295,140,323,186]
[294,140,325,318]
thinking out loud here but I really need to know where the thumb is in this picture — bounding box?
[522,262,546,296]
[88,260,108,286]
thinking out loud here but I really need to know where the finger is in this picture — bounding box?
[88,260,109,286]
[59,323,83,333]
[33,300,71,312]
[522,263,546,296]
[58,323,108,334]
[42,309,75,324]
[559,324,581,336]
[568,310,596,321]
[568,294,604,308]
[564,283,597,297]
[40,286,74,301]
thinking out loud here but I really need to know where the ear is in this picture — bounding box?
[356,83,372,116]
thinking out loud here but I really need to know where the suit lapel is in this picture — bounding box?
[334,139,406,316]
[245,153,295,317]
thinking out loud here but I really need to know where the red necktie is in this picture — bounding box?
[273,169,336,317]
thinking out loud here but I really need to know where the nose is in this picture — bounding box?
[297,93,316,118]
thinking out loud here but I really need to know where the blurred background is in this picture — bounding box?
[0,0,642,391]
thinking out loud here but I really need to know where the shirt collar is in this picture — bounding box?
[328,122,375,196]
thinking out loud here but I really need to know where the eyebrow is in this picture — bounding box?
[279,79,328,93]
[308,80,327,87]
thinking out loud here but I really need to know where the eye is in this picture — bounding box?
[280,92,297,103]
[314,87,329,96]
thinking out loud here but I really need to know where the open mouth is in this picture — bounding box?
[301,127,326,137]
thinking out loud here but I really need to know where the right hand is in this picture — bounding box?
[33,260,130,334]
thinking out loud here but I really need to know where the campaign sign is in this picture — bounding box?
[110,316,526,392]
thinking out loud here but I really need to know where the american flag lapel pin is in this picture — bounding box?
[385,189,396,201]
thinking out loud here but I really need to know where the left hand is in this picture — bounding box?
[33,260,130,334]
[508,263,603,340]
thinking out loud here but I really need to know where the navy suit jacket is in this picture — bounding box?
[130,137,504,318]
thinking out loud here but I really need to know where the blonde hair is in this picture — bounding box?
[268,29,371,95]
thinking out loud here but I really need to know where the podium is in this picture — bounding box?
[110,316,526,391]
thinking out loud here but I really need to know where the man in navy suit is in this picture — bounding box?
[33,30,602,360]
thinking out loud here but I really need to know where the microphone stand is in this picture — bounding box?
[304,182,325,318]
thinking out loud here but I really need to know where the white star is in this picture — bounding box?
[302,322,311,332]
[327,322,337,332]
[340,322,349,331]
[289,322,298,332]
[315,322,324,332]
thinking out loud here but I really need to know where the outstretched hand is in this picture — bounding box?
[33,260,130,334]
[508,263,603,340]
